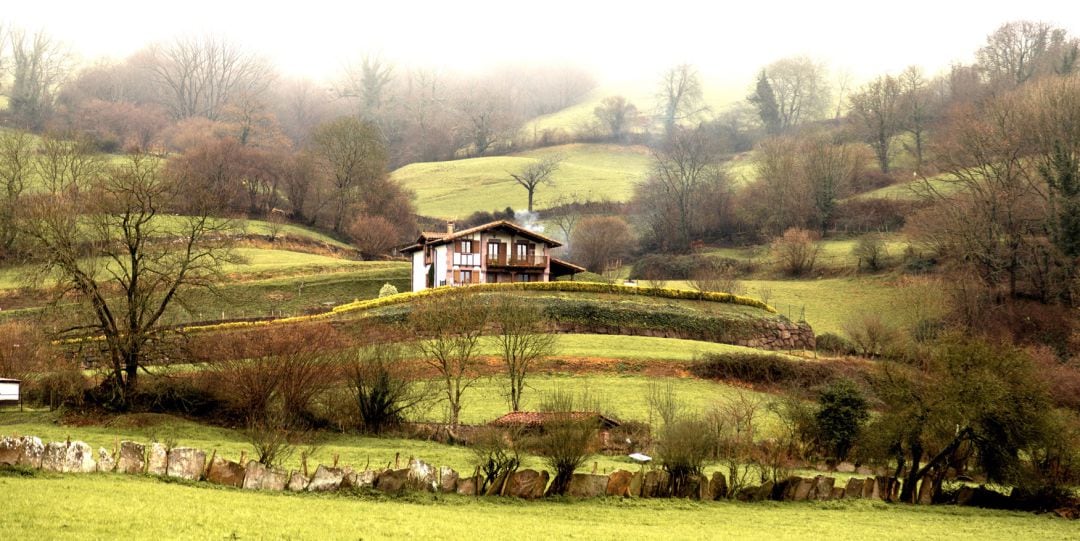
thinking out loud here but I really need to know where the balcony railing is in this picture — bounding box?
[452,253,482,266]
[486,254,547,268]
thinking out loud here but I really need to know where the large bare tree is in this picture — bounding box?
[6,29,73,129]
[146,35,274,121]
[0,129,34,259]
[761,56,831,132]
[646,126,725,251]
[19,140,235,407]
[848,74,902,174]
[657,64,706,138]
[309,116,387,233]
[509,154,561,213]
[410,294,490,430]
[490,295,556,412]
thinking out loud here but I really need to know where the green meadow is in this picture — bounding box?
[3,473,1073,540]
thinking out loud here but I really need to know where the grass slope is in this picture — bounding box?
[4,474,1073,540]
[392,143,651,218]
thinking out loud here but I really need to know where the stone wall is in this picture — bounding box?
[6,434,1064,516]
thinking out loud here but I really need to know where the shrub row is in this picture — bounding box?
[166,282,775,335]
[689,352,842,390]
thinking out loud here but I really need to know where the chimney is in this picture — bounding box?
[447,221,455,235]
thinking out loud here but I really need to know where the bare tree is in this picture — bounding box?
[6,29,73,129]
[646,126,725,251]
[490,295,556,412]
[801,134,865,234]
[0,129,34,259]
[977,21,1056,87]
[146,35,274,121]
[849,74,902,174]
[340,54,396,119]
[310,116,387,233]
[410,294,490,429]
[509,155,561,212]
[761,56,831,131]
[569,215,635,273]
[20,144,235,408]
[534,388,601,496]
[344,342,432,434]
[593,95,639,141]
[657,64,706,138]
[898,66,935,172]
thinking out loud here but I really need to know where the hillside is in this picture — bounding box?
[392,143,652,218]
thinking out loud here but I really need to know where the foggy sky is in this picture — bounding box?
[6,0,1077,91]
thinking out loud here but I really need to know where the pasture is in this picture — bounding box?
[3,473,1073,540]
[391,143,652,218]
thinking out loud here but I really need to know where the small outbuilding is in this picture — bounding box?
[489,411,621,450]
[0,378,21,407]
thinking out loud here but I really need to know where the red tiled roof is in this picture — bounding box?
[489,411,620,428]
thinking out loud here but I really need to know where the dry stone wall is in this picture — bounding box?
[0,434,1038,513]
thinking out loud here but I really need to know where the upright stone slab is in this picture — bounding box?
[97,448,116,473]
[374,468,409,493]
[166,447,206,480]
[307,465,346,492]
[567,473,608,498]
[206,456,245,488]
[641,470,669,498]
[861,477,876,499]
[117,441,146,474]
[793,477,815,501]
[439,466,459,493]
[64,441,96,473]
[287,472,309,492]
[0,436,19,466]
[15,436,44,469]
[146,443,168,476]
[455,476,478,496]
[917,476,935,505]
[844,477,864,499]
[830,486,845,500]
[352,470,377,489]
[606,470,633,497]
[629,471,644,497]
[709,472,728,500]
[406,459,437,492]
[504,469,548,499]
[814,476,836,500]
[41,441,67,472]
[243,460,286,491]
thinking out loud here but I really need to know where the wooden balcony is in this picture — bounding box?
[485,254,548,269]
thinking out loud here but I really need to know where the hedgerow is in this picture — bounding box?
[60,282,774,342]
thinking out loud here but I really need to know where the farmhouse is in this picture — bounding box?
[401,220,585,292]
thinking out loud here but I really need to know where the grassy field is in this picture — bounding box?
[391,143,652,218]
[4,473,1074,540]
[703,235,911,275]
[2,367,779,475]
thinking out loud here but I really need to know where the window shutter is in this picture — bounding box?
[453,270,460,284]
[472,271,480,284]
[455,240,462,253]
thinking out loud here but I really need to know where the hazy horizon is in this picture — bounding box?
[5,1,1077,94]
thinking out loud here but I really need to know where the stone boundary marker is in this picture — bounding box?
[0,434,1046,514]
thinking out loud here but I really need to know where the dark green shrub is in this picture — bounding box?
[816,333,856,355]
[815,380,869,461]
[690,352,837,390]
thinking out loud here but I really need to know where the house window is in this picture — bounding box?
[461,240,473,254]
[517,273,530,283]
[461,270,472,284]
[515,242,528,260]
[488,241,500,260]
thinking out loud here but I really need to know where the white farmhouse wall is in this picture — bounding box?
[411,250,427,292]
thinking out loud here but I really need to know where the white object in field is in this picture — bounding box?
[628,453,652,463]
[0,379,19,402]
